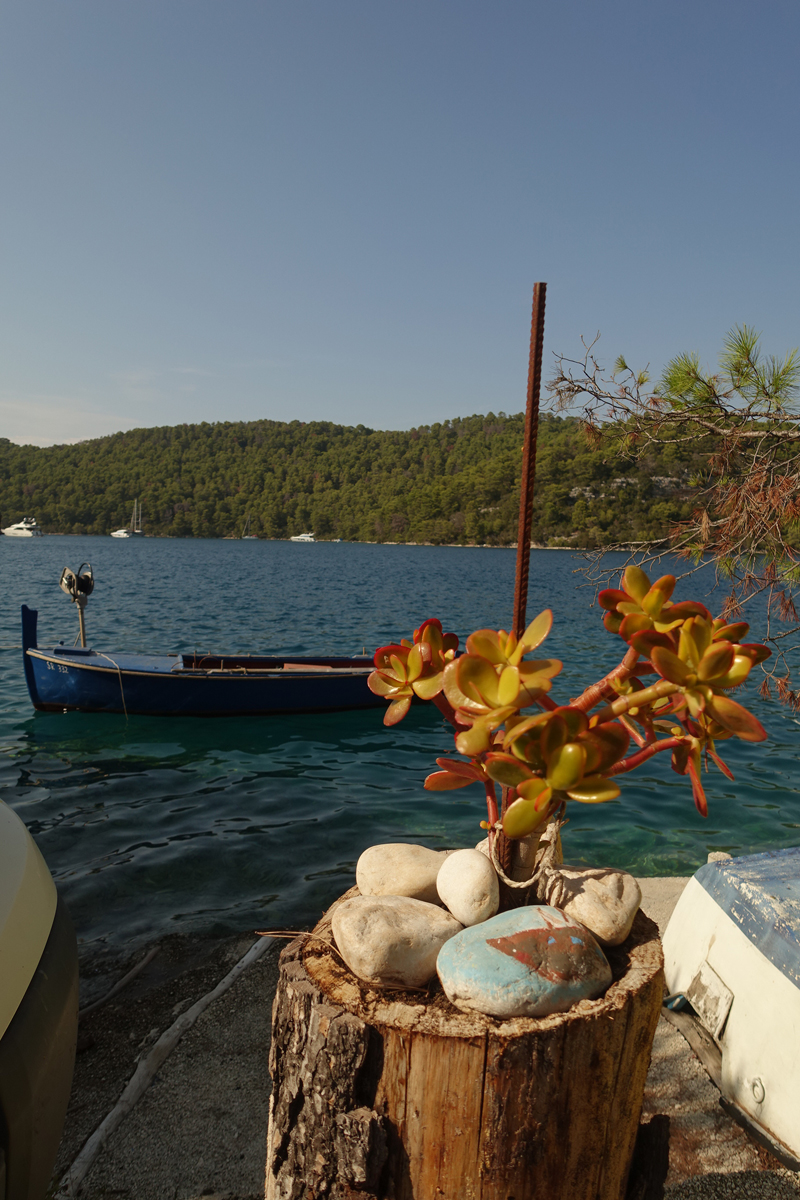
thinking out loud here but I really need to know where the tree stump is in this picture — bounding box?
[265,889,664,1200]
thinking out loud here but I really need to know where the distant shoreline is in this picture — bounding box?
[2,532,658,553]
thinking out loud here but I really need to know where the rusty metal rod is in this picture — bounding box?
[512,282,547,640]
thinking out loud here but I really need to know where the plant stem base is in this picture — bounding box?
[265,889,664,1200]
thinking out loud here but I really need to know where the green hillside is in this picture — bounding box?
[0,413,702,546]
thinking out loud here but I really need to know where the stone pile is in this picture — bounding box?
[331,840,642,1018]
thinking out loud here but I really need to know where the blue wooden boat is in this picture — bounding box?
[21,606,383,717]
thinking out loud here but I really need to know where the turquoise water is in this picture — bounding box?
[2,536,799,954]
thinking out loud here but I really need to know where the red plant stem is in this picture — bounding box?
[485,779,500,832]
[571,646,641,713]
[619,714,648,749]
[432,691,461,729]
[606,736,684,776]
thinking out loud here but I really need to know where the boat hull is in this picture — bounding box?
[21,607,383,717]
[663,848,800,1166]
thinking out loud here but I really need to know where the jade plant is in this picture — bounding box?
[367,566,770,848]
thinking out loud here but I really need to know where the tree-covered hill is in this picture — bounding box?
[0,413,703,545]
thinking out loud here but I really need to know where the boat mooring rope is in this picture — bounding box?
[97,653,129,719]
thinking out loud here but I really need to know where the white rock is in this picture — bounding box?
[332,895,463,988]
[437,848,499,926]
[356,843,451,904]
[557,867,642,947]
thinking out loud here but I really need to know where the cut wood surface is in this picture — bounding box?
[266,888,664,1200]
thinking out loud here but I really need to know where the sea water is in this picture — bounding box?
[1,536,799,953]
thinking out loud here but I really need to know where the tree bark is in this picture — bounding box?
[265,889,664,1200]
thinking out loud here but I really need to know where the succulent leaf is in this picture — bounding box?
[502,792,551,838]
[424,771,477,791]
[565,776,621,803]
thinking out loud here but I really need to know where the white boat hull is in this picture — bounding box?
[663,849,800,1163]
[2,518,43,537]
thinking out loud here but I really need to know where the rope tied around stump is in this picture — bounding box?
[489,806,569,906]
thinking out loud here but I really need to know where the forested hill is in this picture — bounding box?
[0,413,702,546]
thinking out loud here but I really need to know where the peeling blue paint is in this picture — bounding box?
[695,846,800,990]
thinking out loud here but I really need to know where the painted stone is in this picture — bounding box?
[356,843,452,905]
[558,867,642,947]
[437,905,612,1018]
[332,894,463,989]
[437,848,499,926]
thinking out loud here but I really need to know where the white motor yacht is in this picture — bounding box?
[1,517,43,537]
[289,532,315,543]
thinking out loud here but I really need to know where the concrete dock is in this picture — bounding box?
[52,878,800,1199]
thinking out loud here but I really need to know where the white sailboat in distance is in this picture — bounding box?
[111,499,145,538]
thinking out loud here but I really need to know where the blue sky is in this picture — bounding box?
[2,1,799,445]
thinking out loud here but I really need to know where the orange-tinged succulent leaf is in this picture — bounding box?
[406,644,423,681]
[619,613,653,640]
[687,757,708,817]
[456,654,500,706]
[540,714,568,758]
[685,688,708,718]
[678,624,701,668]
[697,642,735,682]
[603,611,623,635]
[707,745,735,781]
[517,777,553,809]
[665,600,712,622]
[413,672,445,700]
[671,741,691,775]
[714,621,750,643]
[617,601,643,616]
[652,616,685,634]
[442,660,473,710]
[598,588,628,611]
[502,792,551,838]
[455,720,492,756]
[714,656,754,688]
[384,696,412,725]
[389,654,408,683]
[651,647,693,685]
[642,577,678,618]
[466,629,507,663]
[435,757,484,780]
[520,609,553,652]
[504,712,550,745]
[484,753,535,788]
[622,565,651,603]
[498,665,521,706]
[692,617,713,657]
[424,770,477,791]
[705,695,768,742]
[368,672,405,697]
[443,632,459,654]
[736,643,772,665]
[552,706,589,738]
[373,643,406,668]
[565,775,621,803]
[546,741,587,790]
[519,657,563,681]
[629,630,677,657]
[585,722,630,770]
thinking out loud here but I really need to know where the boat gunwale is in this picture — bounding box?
[26,648,374,680]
